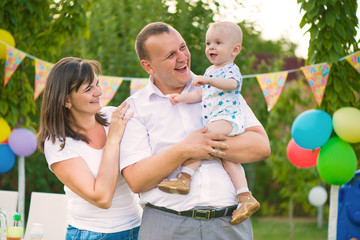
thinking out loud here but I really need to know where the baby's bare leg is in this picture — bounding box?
[222,161,260,225]
[206,120,233,136]
[222,161,248,190]
[182,159,201,173]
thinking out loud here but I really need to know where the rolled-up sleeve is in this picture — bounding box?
[240,95,261,129]
[119,97,152,173]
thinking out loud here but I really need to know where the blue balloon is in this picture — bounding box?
[291,109,333,149]
[0,144,16,174]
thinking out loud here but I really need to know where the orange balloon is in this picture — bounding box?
[0,29,15,59]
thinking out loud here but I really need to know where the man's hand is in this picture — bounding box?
[179,127,229,160]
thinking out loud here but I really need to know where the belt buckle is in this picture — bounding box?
[192,209,214,220]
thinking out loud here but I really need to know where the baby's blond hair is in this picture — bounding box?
[208,21,243,45]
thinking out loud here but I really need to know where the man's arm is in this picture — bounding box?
[122,128,228,193]
[222,125,271,163]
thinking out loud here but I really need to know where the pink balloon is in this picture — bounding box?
[8,128,37,157]
[287,138,320,168]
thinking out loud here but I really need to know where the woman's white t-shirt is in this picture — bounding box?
[44,106,142,233]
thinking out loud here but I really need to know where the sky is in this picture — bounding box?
[216,0,360,59]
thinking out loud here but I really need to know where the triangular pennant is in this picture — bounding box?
[256,71,288,111]
[345,50,360,73]
[98,76,123,106]
[130,78,148,95]
[301,63,330,106]
[34,59,54,100]
[4,46,26,86]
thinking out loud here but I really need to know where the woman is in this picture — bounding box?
[37,57,142,240]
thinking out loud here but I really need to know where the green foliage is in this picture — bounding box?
[0,0,92,127]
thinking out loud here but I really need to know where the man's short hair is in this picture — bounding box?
[135,22,172,60]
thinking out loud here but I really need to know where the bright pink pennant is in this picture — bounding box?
[256,71,288,111]
[345,51,360,74]
[34,59,53,100]
[4,46,26,86]
[98,76,123,106]
[301,63,330,106]
[130,78,148,95]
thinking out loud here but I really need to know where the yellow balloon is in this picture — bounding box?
[333,107,360,143]
[0,118,11,142]
[0,29,15,59]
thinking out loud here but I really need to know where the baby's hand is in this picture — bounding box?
[192,76,209,86]
[169,94,181,105]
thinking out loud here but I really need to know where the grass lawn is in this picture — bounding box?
[252,217,328,240]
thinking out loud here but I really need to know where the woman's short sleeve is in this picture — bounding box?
[44,138,79,172]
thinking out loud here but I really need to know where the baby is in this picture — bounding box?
[158,21,260,225]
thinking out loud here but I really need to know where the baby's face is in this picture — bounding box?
[205,26,238,67]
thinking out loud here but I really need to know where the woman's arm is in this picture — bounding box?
[51,103,132,209]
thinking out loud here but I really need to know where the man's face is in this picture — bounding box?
[141,28,191,95]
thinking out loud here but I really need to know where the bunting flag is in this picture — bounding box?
[4,46,26,86]
[256,71,288,111]
[34,59,53,100]
[130,78,148,95]
[98,75,123,106]
[345,50,360,73]
[301,63,330,106]
[1,41,359,111]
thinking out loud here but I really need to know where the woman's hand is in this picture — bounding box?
[107,101,133,143]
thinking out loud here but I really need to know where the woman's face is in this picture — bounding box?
[65,76,103,117]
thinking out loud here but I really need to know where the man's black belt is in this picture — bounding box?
[146,203,237,220]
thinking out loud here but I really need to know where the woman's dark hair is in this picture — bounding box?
[37,57,108,152]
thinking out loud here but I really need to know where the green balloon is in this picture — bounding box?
[317,137,357,185]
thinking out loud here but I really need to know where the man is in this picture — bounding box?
[120,22,270,240]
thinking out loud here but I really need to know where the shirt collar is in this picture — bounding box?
[145,75,194,101]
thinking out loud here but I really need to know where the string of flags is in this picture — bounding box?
[1,40,360,110]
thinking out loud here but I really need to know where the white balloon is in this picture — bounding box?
[308,186,328,207]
